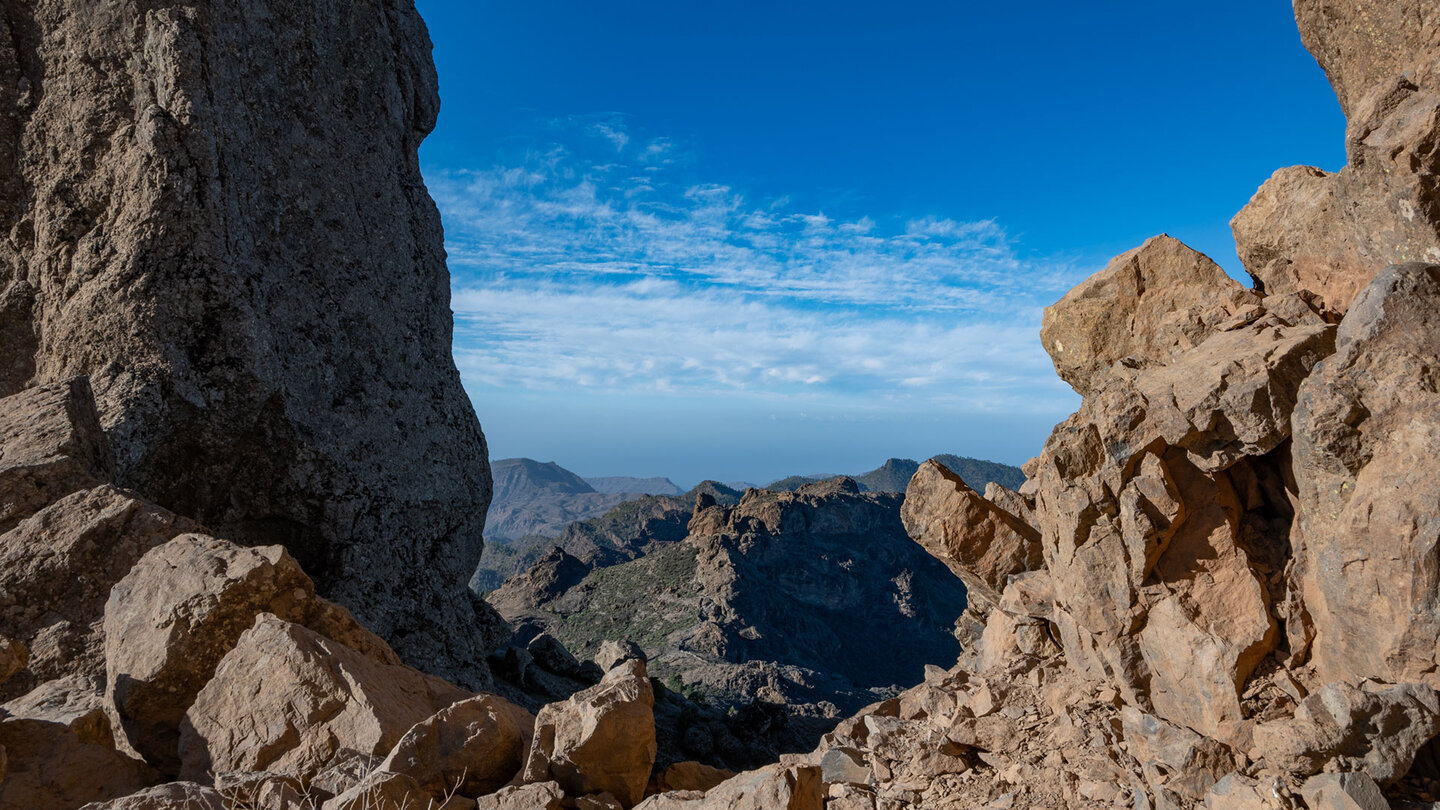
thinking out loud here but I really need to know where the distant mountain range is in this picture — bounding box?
[483,458,638,543]
[584,475,683,495]
[764,455,1025,494]
[483,453,1023,550]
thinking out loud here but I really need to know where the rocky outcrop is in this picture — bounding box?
[0,0,494,683]
[1232,1,1440,315]
[1024,282,1333,744]
[901,460,1041,609]
[1040,235,1263,396]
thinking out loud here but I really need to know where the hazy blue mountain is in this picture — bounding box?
[763,454,1023,495]
[584,475,683,496]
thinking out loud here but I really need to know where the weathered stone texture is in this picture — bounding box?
[0,0,494,684]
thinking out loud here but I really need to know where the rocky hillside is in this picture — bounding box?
[0,0,495,685]
[471,482,744,592]
[489,479,969,737]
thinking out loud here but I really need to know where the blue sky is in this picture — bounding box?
[414,0,1346,487]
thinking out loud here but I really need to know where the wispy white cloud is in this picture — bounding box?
[430,119,1087,414]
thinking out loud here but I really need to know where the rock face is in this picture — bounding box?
[1292,262,1440,687]
[1232,0,1440,315]
[0,0,494,682]
[0,379,196,699]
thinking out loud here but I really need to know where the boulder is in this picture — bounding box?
[0,0,496,685]
[818,748,871,787]
[474,782,565,810]
[0,378,113,535]
[378,694,535,799]
[1293,264,1440,686]
[901,460,1041,609]
[2,675,112,747]
[0,486,193,699]
[1300,772,1390,810]
[1040,235,1262,396]
[321,772,429,810]
[634,764,823,810]
[0,717,154,809]
[179,614,471,782]
[1201,773,1277,810]
[528,632,600,681]
[595,639,648,673]
[1120,706,1237,803]
[210,772,306,810]
[523,659,657,808]
[76,782,225,810]
[106,534,398,772]
[1251,681,1440,785]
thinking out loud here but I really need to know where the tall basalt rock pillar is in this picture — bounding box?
[0,1,495,684]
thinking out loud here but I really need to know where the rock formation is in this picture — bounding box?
[0,0,494,682]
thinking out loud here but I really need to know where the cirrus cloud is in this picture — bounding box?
[429,117,1088,417]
